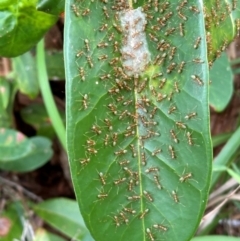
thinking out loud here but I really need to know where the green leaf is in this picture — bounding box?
[37,0,65,15]
[0,203,23,241]
[12,51,39,99]
[20,102,64,139]
[0,128,53,172]
[45,51,65,80]
[0,0,58,57]
[65,1,212,241]
[192,236,240,241]
[209,52,233,112]
[34,228,67,241]
[0,77,11,110]
[33,198,91,241]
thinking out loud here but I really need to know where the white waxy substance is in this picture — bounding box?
[119,7,151,76]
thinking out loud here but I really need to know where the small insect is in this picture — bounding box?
[104,134,109,146]
[159,78,167,89]
[86,56,93,68]
[97,42,108,48]
[168,105,177,114]
[168,145,176,159]
[165,27,176,36]
[97,193,108,199]
[102,6,109,18]
[179,172,193,183]
[113,23,122,33]
[109,57,119,65]
[113,215,120,227]
[130,144,137,157]
[80,157,90,166]
[179,23,184,36]
[178,61,185,73]
[107,103,118,115]
[149,33,158,42]
[78,67,85,81]
[98,172,106,185]
[169,47,176,60]
[99,23,108,31]
[192,58,204,64]
[128,195,141,201]
[119,212,129,224]
[86,139,96,147]
[114,177,126,185]
[146,228,155,241]
[176,0,188,11]
[153,224,168,232]
[167,62,177,74]
[152,72,163,79]
[175,121,187,129]
[84,39,90,52]
[103,118,112,130]
[151,148,161,156]
[117,159,129,167]
[170,130,179,143]
[112,132,118,146]
[115,149,127,156]
[71,4,80,17]
[189,5,200,13]
[191,75,204,85]
[172,190,179,203]
[185,112,197,120]
[139,208,150,219]
[145,167,159,173]
[178,11,187,21]
[133,41,143,50]
[98,54,108,61]
[92,125,102,135]
[124,167,133,176]
[113,41,119,52]
[167,91,174,101]
[150,107,158,119]
[143,190,153,202]
[128,179,134,191]
[194,37,201,49]
[82,8,90,16]
[157,93,167,102]
[153,175,162,189]
[141,152,147,166]
[186,131,194,146]
[76,50,84,58]
[123,207,136,214]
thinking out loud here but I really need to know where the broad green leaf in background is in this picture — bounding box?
[209,52,233,112]
[37,0,65,15]
[0,77,10,109]
[192,236,240,241]
[0,0,58,57]
[65,1,212,241]
[33,198,92,241]
[34,228,66,241]
[0,77,17,128]
[0,128,53,172]
[20,102,65,139]
[0,202,23,241]
[12,51,39,99]
[45,51,65,80]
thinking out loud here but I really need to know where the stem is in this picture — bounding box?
[36,39,67,150]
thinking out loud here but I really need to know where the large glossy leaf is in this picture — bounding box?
[65,1,212,241]
[0,0,57,57]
